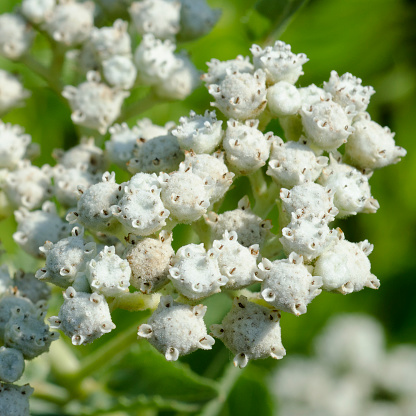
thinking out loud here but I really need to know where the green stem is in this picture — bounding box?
[31,381,70,405]
[108,292,161,312]
[248,170,279,218]
[193,217,212,249]
[199,362,243,416]
[18,54,63,95]
[62,316,150,383]
[116,92,162,123]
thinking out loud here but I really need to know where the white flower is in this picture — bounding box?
[36,227,96,288]
[103,55,137,90]
[202,55,254,85]
[129,0,181,40]
[87,246,131,297]
[205,195,272,248]
[324,71,375,112]
[111,173,169,235]
[183,151,234,204]
[212,231,260,290]
[124,231,174,294]
[251,40,308,84]
[172,110,224,154]
[127,134,183,174]
[66,172,122,233]
[45,0,95,46]
[300,98,355,151]
[0,71,30,114]
[0,122,32,170]
[0,13,34,59]
[267,137,328,188]
[259,252,322,315]
[63,72,129,134]
[169,243,227,300]
[159,163,212,223]
[138,296,215,361]
[49,287,116,346]
[4,306,58,359]
[318,154,379,217]
[208,69,267,120]
[211,296,285,368]
[223,119,273,174]
[314,233,379,294]
[21,0,55,23]
[345,112,407,170]
[13,201,72,258]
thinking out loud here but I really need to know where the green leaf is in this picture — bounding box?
[105,343,218,406]
[225,366,274,416]
[255,0,307,23]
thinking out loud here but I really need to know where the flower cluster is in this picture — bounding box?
[0,0,408,413]
[273,315,416,416]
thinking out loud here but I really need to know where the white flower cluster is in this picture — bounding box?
[273,315,416,416]
[0,3,407,409]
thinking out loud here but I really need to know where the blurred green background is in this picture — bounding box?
[0,0,415,415]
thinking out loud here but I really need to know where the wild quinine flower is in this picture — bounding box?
[313,232,380,294]
[259,252,322,316]
[13,201,72,258]
[208,69,267,120]
[129,0,181,40]
[324,70,375,112]
[127,134,183,174]
[124,231,174,294]
[44,0,95,46]
[111,172,169,236]
[3,160,53,210]
[66,172,122,233]
[250,40,309,84]
[211,296,286,368]
[345,112,407,171]
[49,287,116,345]
[266,81,301,117]
[318,154,379,217]
[172,110,224,154]
[205,195,272,247]
[53,137,106,174]
[0,5,407,396]
[212,231,261,290]
[0,70,30,114]
[158,163,212,223]
[224,119,274,174]
[133,34,181,86]
[279,182,338,223]
[202,55,254,85]
[87,246,131,297]
[138,295,215,361]
[36,226,96,288]
[266,137,329,188]
[0,13,34,59]
[169,243,227,299]
[0,122,32,170]
[63,71,129,134]
[21,0,55,24]
[183,151,234,204]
